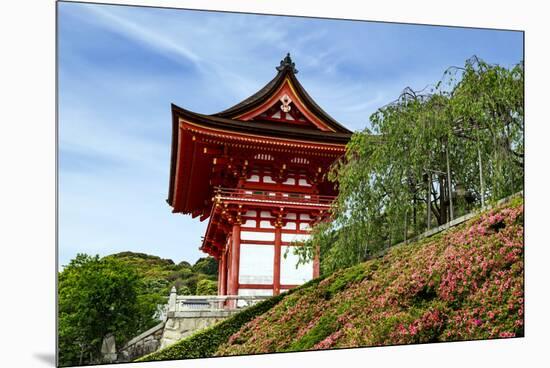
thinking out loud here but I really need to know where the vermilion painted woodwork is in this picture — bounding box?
[273,226,282,295]
[238,283,299,290]
[220,251,227,295]
[168,56,352,298]
[228,223,241,296]
[180,119,347,153]
[239,239,309,246]
[235,81,334,132]
[253,102,312,128]
[217,260,222,293]
[226,244,232,294]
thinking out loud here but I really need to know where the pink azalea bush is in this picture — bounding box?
[216,199,524,355]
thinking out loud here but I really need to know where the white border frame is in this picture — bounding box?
[2,1,547,367]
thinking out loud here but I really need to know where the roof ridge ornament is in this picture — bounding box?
[280,94,292,112]
[276,53,298,74]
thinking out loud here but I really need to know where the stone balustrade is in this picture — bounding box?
[167,286,270,313]
[112,287,273,362]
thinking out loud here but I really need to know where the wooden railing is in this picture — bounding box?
[216,187,336,207]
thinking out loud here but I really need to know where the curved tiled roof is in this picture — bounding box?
[172,104,352,144]
[213,54,352,134]
[167,54,354,209]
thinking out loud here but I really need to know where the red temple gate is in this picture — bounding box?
[167,54,352,298]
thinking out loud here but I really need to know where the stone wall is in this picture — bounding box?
[114,310,242,362]
[117,321,165,362]
[160,310,238,349]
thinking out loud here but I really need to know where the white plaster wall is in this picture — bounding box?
[242,219,257,228]
[238,288,273,297]
[237,226,313,293]
[260,220,275,229]
[285,212,297,219]
[239,244,274,284]
[280,245,313,285]
[241,231,275,241]
[283,222,297,230]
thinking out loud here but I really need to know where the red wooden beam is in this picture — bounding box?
[199,211,210,222]
[238,284,273,290]
[237,283,299,290]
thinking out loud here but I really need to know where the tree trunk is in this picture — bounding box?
[438,175,448,225]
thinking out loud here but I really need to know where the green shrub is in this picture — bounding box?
[286,314,339,351]
[325,263,369,298]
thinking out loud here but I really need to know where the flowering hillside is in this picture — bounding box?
[217,198,524,355]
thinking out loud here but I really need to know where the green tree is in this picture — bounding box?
[196,279,218,295]
[58,254,161,366]
[296,57,523,274]
[192,256,218,276]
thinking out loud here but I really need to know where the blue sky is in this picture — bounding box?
[57,2,523,268]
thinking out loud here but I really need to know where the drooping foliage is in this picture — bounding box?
[297,56,523,273]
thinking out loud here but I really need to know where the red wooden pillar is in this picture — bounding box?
[273,226,282,295]
[313,245,320,278]
[219,251,227,296]
[217,258,222,295]
[228,223,241,296]
[226,241,232,294]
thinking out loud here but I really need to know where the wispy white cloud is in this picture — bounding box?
[65,4,396,122]
[72,4,291,105]
[84,5,203,67]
